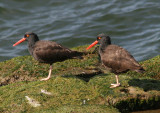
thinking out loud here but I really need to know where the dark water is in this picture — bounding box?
[0,0,160,62]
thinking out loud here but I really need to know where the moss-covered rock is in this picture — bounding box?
[0,45,160,113]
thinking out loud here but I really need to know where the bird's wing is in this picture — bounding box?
[33,41,75,62]
[102,45,141,72]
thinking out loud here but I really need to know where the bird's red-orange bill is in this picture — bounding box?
[86,40,98,50]
[13,38,26,46]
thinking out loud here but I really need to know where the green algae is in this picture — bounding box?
[0,45,160,112]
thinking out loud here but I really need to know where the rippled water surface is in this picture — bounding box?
[0,0,160,61]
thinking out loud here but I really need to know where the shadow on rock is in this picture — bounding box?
[128,79,160,91]
[62,70,104,82]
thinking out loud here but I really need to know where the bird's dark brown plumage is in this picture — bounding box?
[87,33,144,88]
[13,32,83,81]
[101,44,144,74]
[33,40,82,64]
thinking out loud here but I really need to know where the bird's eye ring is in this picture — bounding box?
[97,37,101,40]
[26,34,30,37]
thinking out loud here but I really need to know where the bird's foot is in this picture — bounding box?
[110,83,121,88]
[40,77,50,81]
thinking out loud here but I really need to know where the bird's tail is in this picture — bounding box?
[72,51,85,59]
[135,67,145,73]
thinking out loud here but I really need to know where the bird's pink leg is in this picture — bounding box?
[110,75,121,88]
[40,65,52,81]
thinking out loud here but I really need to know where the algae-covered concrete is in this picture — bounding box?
[0,45,160,113]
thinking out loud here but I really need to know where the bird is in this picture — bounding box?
[86,33,144,88]
[13,32,83,81]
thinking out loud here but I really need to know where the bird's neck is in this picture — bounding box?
[28,38,39,55]
[98,36,112,54]
[99,42,110,53]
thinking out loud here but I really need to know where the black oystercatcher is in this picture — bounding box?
[13,32,83,81]
[86,33,144,88]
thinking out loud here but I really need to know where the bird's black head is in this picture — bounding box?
[97,33,111,45]
[24,32,39,42]
[96,33,112,53]
[86,33,111,50]
[13,32,39,47]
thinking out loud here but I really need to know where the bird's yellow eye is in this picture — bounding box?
[26,34,30,37]
[98,37,101,40]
